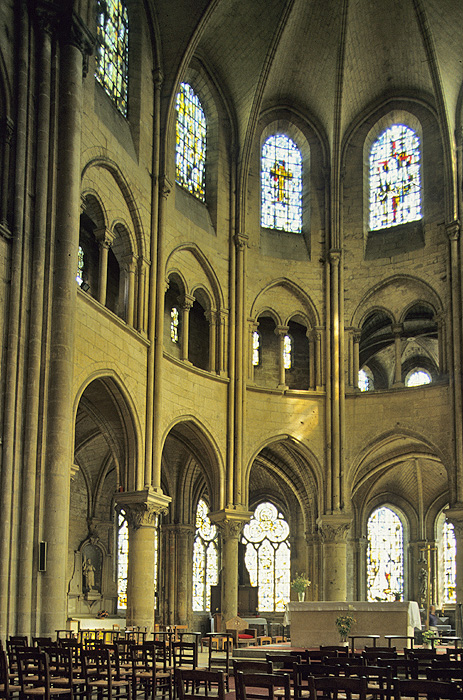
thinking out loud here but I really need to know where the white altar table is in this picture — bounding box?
[284,601,421,649]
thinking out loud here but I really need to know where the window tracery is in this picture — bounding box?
[367,506,404,601]
[176,83,206,201]
[241,501,290,612]
[192,499,219,612]
[261,134,302,233]
[95,0,129,116]
[369,124,421,231]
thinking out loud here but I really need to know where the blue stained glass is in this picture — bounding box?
[95,0,129,116]
[261,135,302,233]
[369,124,421,231]
[176,84,206,201]
[367,506,404,602]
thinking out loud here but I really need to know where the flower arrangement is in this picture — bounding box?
[97,610,109,619]
[335,614,356,642]
[422,629,438,642]
[291,573,311,594]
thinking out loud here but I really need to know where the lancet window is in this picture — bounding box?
[369,124,421,231]
[171,307,179,343]
[192,499,219,611]
[117,511,128,609]
[261,134,302,233]
[442,520,456,604]
[283,334,292,370]
[367,506,404,601]
[176,83,206,201]
[252,331,261,366]
[95,0,129,116]
[241,501,290,612]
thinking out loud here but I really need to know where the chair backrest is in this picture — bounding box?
[308,675,368,700]
[235,671,291,700]
[176,669,225,700]
[0,649,11,700]
[393,678,458,700]
[172,641,198,669]
[266,653,301,667]
[365,647,395,653]
[426,667,463,686]
[82,647,113,691]
[233,660,273,675]
[17,649,52,700]
[303,649,339,662]
[320,646,350,657]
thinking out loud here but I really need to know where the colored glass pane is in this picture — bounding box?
[242,502,290,612]
[171,307,179,343]
[192,499,218,611]
[367,506,404,602]
[443,520,456,604]
[76,246,84,286]
[252,331,260,367]
[369,124,421,231]
[95,0,129,116]
[176,83,206,201]
[283,335,292,370]
[358,369,371,392]
[261,134,302,233]
[406,369,431,387]
[117,512,128,609]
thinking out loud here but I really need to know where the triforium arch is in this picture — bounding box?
[70,373,140,621]
[349,429,450,602]
[158,416,225,627]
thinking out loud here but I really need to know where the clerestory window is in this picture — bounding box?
[95,0,129,116]
[176,83,206,201]
[261,134,302,233]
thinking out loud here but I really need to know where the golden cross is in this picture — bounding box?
[271,160,293,202]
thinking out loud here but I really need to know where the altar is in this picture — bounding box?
[284,601,421,649]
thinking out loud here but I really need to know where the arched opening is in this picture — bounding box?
[367,505,405,602]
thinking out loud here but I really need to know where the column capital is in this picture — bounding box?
[329,249,342,266]
[209,508,252,539]
[160,175,173,199]
[275,325,289,337]
[181,294,195,311]
[446,220,460,241]
[116,488,171,529]
[94,227,115,248]
[234,232,249,251]
[317,514,352,543]
[152,68,164,89]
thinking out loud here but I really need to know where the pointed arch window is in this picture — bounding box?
[442,520,456,604]
[283,334,292,370]
[95,0,129,116]
[176,83,206,202]
[252,331,261,367]
[117,511,129,609]
[261,134,302,233]
[192,499,219,611]
[367,506,404,601]
[242,502,291,612]
[171,307,179,343]
[369,124,421,231]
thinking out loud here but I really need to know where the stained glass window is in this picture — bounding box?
[358,368,373,392]
[261,135,302,233]
[95,0,129,116]
[192,499,219,612]
[283,335,292,370]
[117,511,128,609]
[443,520,456,604]
[367,506,404,602]
[176,83,206,201]
[252,331,261,367]
[406,369,431,387]
[242,502,290,612]
[76,246,84,286]
[369,124,421,231]
[171,307,179,343]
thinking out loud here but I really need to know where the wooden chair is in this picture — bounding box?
[81,646,131,700]
[130,643,172,700]
[346,664,394,700]
[301,650,339,663]
[393,678,459,700]
[225,618,257,648]
[172,642,199,672]
[0,648,21,700]
[306,675,368,700]
[47,647,86,700]
[425,667,463,696]
[320,647,350,658]
[295,662,341,700]
[16,649,71,700]
[233,660,273,675]
[235,671,291,700]
[175,669,225,700]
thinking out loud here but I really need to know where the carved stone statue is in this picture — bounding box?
[83,557,96,591]
[418,566,427,606]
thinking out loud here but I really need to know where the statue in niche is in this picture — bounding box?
[81,543,102,595]
[418,566,427,607]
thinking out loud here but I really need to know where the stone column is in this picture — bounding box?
[41,12,93,636]
[248,320,259,383]
[317,514,352,601]
[357,536,368,600]
[392,323,404,387]
[180,295,194,363]
[116,489,170,632]
[94,227,115,306]
[435,313,447,374]
[206,310,217,373]
[0,117,13,229]
[137,256,148,334]
[210,509,251,623]
[121,253,137,327]
[218,310,227,377]
[314,327,323,389]
[275,325,289,389]
[353,330,361,389]
[176,525,195,626]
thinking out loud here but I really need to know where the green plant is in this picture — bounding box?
[422,629,438,641]
[291,573,311,594]
[335,614,356,641]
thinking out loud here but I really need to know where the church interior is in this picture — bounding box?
[1,0,463,642]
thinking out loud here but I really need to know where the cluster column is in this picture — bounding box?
[317,515,352,600]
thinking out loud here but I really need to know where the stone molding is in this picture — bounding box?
[116,488,171,530]
[209,508,252,539]
[317,514,352,543]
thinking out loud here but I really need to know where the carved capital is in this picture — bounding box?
[209,508,252,540]
[274,325,289,338]
[234,232,249,251]
[317,514,352,543]
[116,488,171,530]
[160,176,173,199]
[152,68,164,90]
[329,250,341,267]
[94,227,115,248]
[446,220,460,242]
